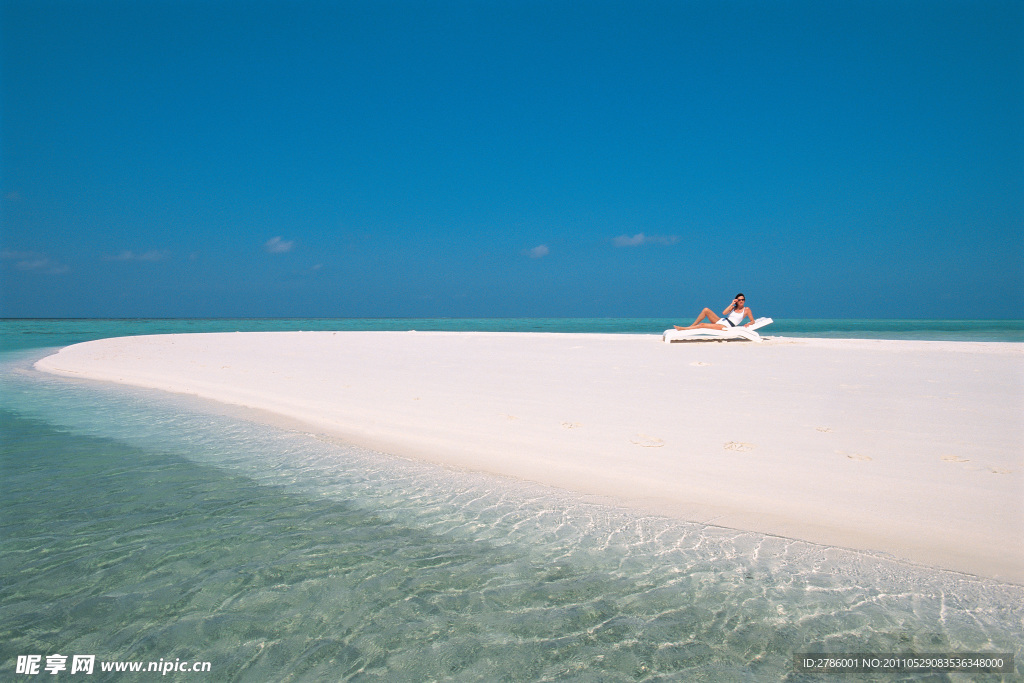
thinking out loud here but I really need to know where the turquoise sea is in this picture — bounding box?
[1,318,1022,352]
[2,319,1022,681]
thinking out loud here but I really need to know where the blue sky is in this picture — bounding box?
[2,0,1021,319]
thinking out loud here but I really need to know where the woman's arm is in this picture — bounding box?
[743,307,755,326]
[722,300,738,316]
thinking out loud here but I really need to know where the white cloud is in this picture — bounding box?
[1,249,69,274]
[613,233,646,247]
[105,249,170,262]
[529,244,549,258]
[264,236,294,253]
[612,233,679,247]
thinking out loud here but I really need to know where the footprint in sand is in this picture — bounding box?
[630,434,664,448]
[501,414,519,421]
[723,442,754,452]
[816,427,833,433]
[942,455,970,463]
[561,422,582,429]
[835,449,871,461]
[690,361,711,367]
[989,467,1013,475]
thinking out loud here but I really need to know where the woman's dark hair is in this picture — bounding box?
[735,293,745,307]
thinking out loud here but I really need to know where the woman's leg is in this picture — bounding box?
[675,307,724,330]
[693,307,720,325]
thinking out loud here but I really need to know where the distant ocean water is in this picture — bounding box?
[2,319,1022,680]
[1,317,1022,352]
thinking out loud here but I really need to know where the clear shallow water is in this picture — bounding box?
[2,321,1022,680]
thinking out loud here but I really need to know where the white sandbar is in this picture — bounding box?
[36,331,1024,582]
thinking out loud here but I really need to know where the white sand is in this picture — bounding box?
[36,331,1024,582]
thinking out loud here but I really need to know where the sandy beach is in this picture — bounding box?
[35,331,1023,582]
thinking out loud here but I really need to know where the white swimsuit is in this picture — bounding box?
[721,309,746,326]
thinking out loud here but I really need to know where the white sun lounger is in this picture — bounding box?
[663,317,774,343]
